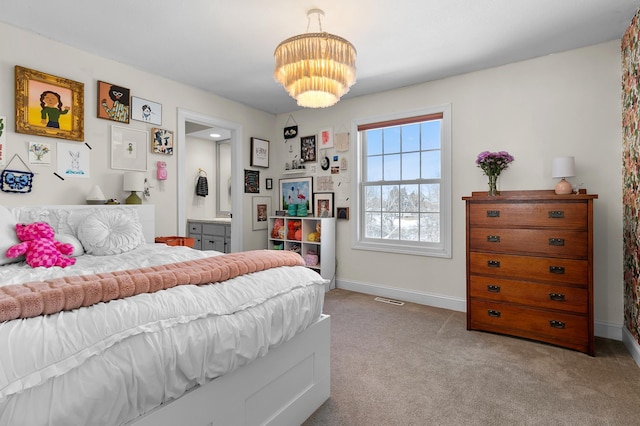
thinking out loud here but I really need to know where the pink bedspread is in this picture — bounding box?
[0,250,304,322]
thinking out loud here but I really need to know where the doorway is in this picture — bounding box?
[177,108,243,252]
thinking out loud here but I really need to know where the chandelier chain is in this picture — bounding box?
[306,9,324,33]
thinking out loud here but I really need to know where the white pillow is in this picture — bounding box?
[55,233,85,257]
[77,209,144,256]
[0,205,22,265]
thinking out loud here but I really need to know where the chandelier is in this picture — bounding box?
[274,9,357,108]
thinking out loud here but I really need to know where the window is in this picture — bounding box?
[354,105,451,257]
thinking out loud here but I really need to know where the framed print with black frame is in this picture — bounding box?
[250,137,269,168]
[314,192,334,218]
[300,135,316,162]
[15,66,84,141]
[266,178,273,190]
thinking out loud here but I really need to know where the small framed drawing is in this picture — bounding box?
[97,80,130,123]
[252,196,271,230]
[300,135,316,162]
[131,96,162,125]
[279,176,312,214]
[337,207,350,220]
[266,178,273,190]
[110,125,148,171]
[15,66,85,141]
[319,128,334,149]
[250,137,269,168]
[314,192,334,218]
[151,128,174,155]
[57,141,90,178]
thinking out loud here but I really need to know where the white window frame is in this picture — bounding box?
[352,104,452,258]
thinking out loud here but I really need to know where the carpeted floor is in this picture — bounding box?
[303,289,640,426]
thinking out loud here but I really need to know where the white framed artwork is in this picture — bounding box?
[111,125,148,171]
[131,96,162,125]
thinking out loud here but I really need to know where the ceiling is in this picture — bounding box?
[1,1,637,115]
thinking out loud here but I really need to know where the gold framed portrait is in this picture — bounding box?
[15,66,84,141]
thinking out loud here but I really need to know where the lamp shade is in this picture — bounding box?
[274,9,357,108]
[123,172,144,192]
[551,156,575,178]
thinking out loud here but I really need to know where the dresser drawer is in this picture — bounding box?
[469,275,588,314]
[469,252,588,286]
[469,228,588,258]
[469,300,589,349]
[468,202,587,229]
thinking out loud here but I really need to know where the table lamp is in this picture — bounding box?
[123,172,144,204]
[551,156,575,195]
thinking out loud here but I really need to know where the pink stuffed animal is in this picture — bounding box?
[6,222,76,268]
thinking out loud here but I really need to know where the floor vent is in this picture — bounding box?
[374,297,405,306]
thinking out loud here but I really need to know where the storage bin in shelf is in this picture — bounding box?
[267,216,335,290]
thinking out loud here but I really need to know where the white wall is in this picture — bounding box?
[0,21,623,332]
[274,41,623,335]
[185,135,216,220]
[0,22,277,250]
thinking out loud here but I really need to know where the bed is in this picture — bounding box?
[0,204,330,426]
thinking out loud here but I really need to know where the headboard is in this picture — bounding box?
[10,204,155,243]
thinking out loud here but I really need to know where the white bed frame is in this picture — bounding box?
[28,204,330,426]
[130,315,330,426]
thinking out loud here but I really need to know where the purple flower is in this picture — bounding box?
[476,150,514,176]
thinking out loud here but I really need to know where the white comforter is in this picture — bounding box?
[0,245,327,426]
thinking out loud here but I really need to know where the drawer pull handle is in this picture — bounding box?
[487,235,501,243]
[487,285,501,293]
[549,266,565,274]
[548,211,565,219]
[549,320,566,329]
[549,293,566,301]
[488,309,501,318]
[487,260,501,268]
[549,238,565,246]
[486,210,500,217]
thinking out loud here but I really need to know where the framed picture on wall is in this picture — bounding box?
[151,128,174,155]
[279,176,312,214]
[244,169,260,193]
[131,96,162,125]
[252,196,271,230]
[300,135,317,162]
[110,125,148,171]
[15,66,84,141]
[97,80,130,123]
[314,192,334,218]
[250,137,270,168]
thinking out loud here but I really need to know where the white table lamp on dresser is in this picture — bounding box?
[552,156,575,195]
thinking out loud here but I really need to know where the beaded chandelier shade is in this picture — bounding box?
[274,9,357,108]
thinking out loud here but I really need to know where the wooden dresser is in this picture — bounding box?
[462,190,597,355]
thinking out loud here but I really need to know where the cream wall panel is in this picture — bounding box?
[274,41,623,328]
[0,22,277,251]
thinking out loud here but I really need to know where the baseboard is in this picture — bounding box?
[335,278,623,341]
[622,327,640,368]
[336,278,466,313]
[594,319,623,341]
